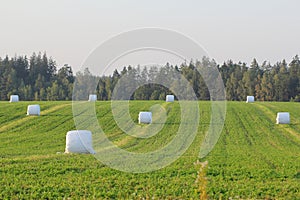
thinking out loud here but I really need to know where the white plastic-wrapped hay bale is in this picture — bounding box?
[139,112,152,124]
[276,112,290,124]
[10,95,19,102]
[65,130,95,154]
[27,105,40,116]
[88,94,97,101]
[246,96,255,103]
[166,95,174,102]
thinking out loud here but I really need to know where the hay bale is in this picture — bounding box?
[9,95,19,103]
[138,112,152,124]
[88,94,97,101]
[246,96,255,103]
[65,130,95,154]
[27,105,40,116]
[276,112,290,124]
[166,95,174,102]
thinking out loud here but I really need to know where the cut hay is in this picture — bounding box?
[27,105,40,116]
[65,130,95,154]
[138,112,152,124]
[276,112,290,124]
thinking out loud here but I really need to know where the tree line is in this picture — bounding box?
[0,53,74,100]
[1,53,300,101]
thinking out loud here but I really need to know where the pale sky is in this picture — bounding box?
[1,0,300,73]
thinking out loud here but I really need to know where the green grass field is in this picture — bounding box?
[0,101,299,199]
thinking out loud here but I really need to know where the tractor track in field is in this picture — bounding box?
[231,105,253,146]
[40,115,74,132]
[231,104,280,169]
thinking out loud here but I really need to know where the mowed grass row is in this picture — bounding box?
[0,101,202,199]
[0,102,74,157]
[205,102,300,199]
[0,101,299,199]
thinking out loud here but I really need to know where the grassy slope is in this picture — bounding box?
[0,101,299,199]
